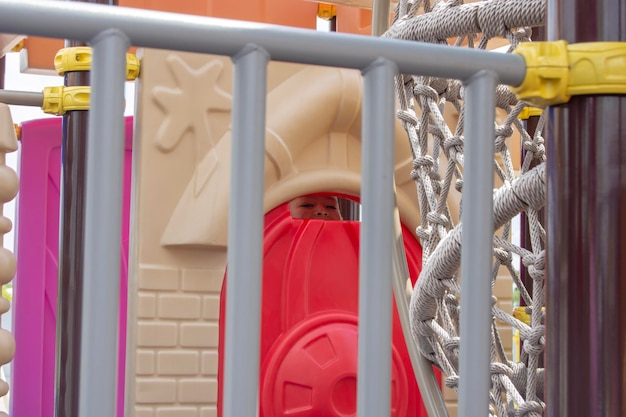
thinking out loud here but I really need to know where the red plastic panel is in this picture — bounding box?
[219,202,432,416]
[11,117,132,417]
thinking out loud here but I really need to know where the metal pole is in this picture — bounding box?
[458,70,497,416]
[371,0,391,36]
[223,45,269,417]
[56,0,118,415]
[546,0,626,415]
[78,28,128,417]
[358,57,397,417]
[0,0,527,86]
[55,56,90,417]
[0,90,43,107]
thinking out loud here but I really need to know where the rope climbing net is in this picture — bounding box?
[385,0,547,415]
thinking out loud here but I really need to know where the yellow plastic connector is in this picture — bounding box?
[55,46,93,74]
[10,39,24,53]
[54,47,141,80]
[512,306,545,325]
[317,3,337,20]
[13,124,21,141]
[512,41,626,107]
[42,86,90,116]
[518,106,543,120]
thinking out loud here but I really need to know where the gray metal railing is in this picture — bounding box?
[0,1,527,416]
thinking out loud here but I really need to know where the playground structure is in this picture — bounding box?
[0,0,624,417]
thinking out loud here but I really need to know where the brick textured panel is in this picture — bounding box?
[158,294,202,319]
[138,293,157,318]
[136,378,177,404]
[156,407,199,417]
[135,406,156,417]
[202,295,220,320]
[493,275,513,299]
[200,406,218,417]
[180,323,219,348]
[496,325,514,351]
[178,378,218,403]
[139,265,180,291]
[182,268,224,293]
[157,350,200,375]
[201,351,218,375]
[138,322,178,347]
[136,350,156,375]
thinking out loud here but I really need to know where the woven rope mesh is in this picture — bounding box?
[385,0,547,415]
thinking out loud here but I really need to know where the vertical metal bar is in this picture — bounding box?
[547,0,626,415]
[78,28,128,417]
[223,45,269,417]
[458,70,497,416]
[358,58,397,417]
[371,0,391,36]
[56,65,89,417]
[57,3,119,416]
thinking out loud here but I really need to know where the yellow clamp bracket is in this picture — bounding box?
[512,41,626,107]
[42,86,91,116]
[512,306,546,326]
[54,47,141,80]
[13,124,21,141]
[518,106,543,120]
[317,3,337,20]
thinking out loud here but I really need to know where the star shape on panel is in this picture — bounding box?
[152,55,231,154]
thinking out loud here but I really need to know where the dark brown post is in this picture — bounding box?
[546,0,626,415]
[55,2,118,417]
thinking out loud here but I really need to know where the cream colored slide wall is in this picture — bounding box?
[128,48,425,417]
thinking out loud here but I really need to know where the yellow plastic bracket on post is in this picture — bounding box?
[518,106,543,120]
[54,47,141,80]
[42,86,91,116]
[317,3,337,20]
[512,41,626,107]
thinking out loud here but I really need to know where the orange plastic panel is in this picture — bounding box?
[218,202,433,417]
[19,0,319,73]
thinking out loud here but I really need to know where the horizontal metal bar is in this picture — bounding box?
[0,89,43,107]
[0,0,526,86]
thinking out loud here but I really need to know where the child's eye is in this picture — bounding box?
[326,206,337,210]
[301,204,314,208]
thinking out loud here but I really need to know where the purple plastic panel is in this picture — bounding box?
[11,116,132,417]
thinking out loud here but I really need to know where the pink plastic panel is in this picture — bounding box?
[11,117,132,417]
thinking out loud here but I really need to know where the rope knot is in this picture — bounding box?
[416,225,432,241]
[515,400,545,416]
[493,247,512,263]
[443,135,464,155]
[523,137,545,158]
[442,337,460,355]
[523,325,545,355]
[413,155,435,169]
[495,124,514,139]
[413,84,439,102]
[444,375,459,389]
[490,362,512,377]
[426,211,449,227]
[396,109,419,127]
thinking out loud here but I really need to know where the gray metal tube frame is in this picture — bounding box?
[358,58,397,417]
[79,28,129,417]
[0,0,526,87]
[458,70,498,416]
[223,45,269,417]
[0,2,526,417]
[0,89,43,107]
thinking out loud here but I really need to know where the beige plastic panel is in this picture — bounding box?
[128,48,463,416]
[0,104,18,417]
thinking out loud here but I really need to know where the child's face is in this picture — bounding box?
[289,195,342,220]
